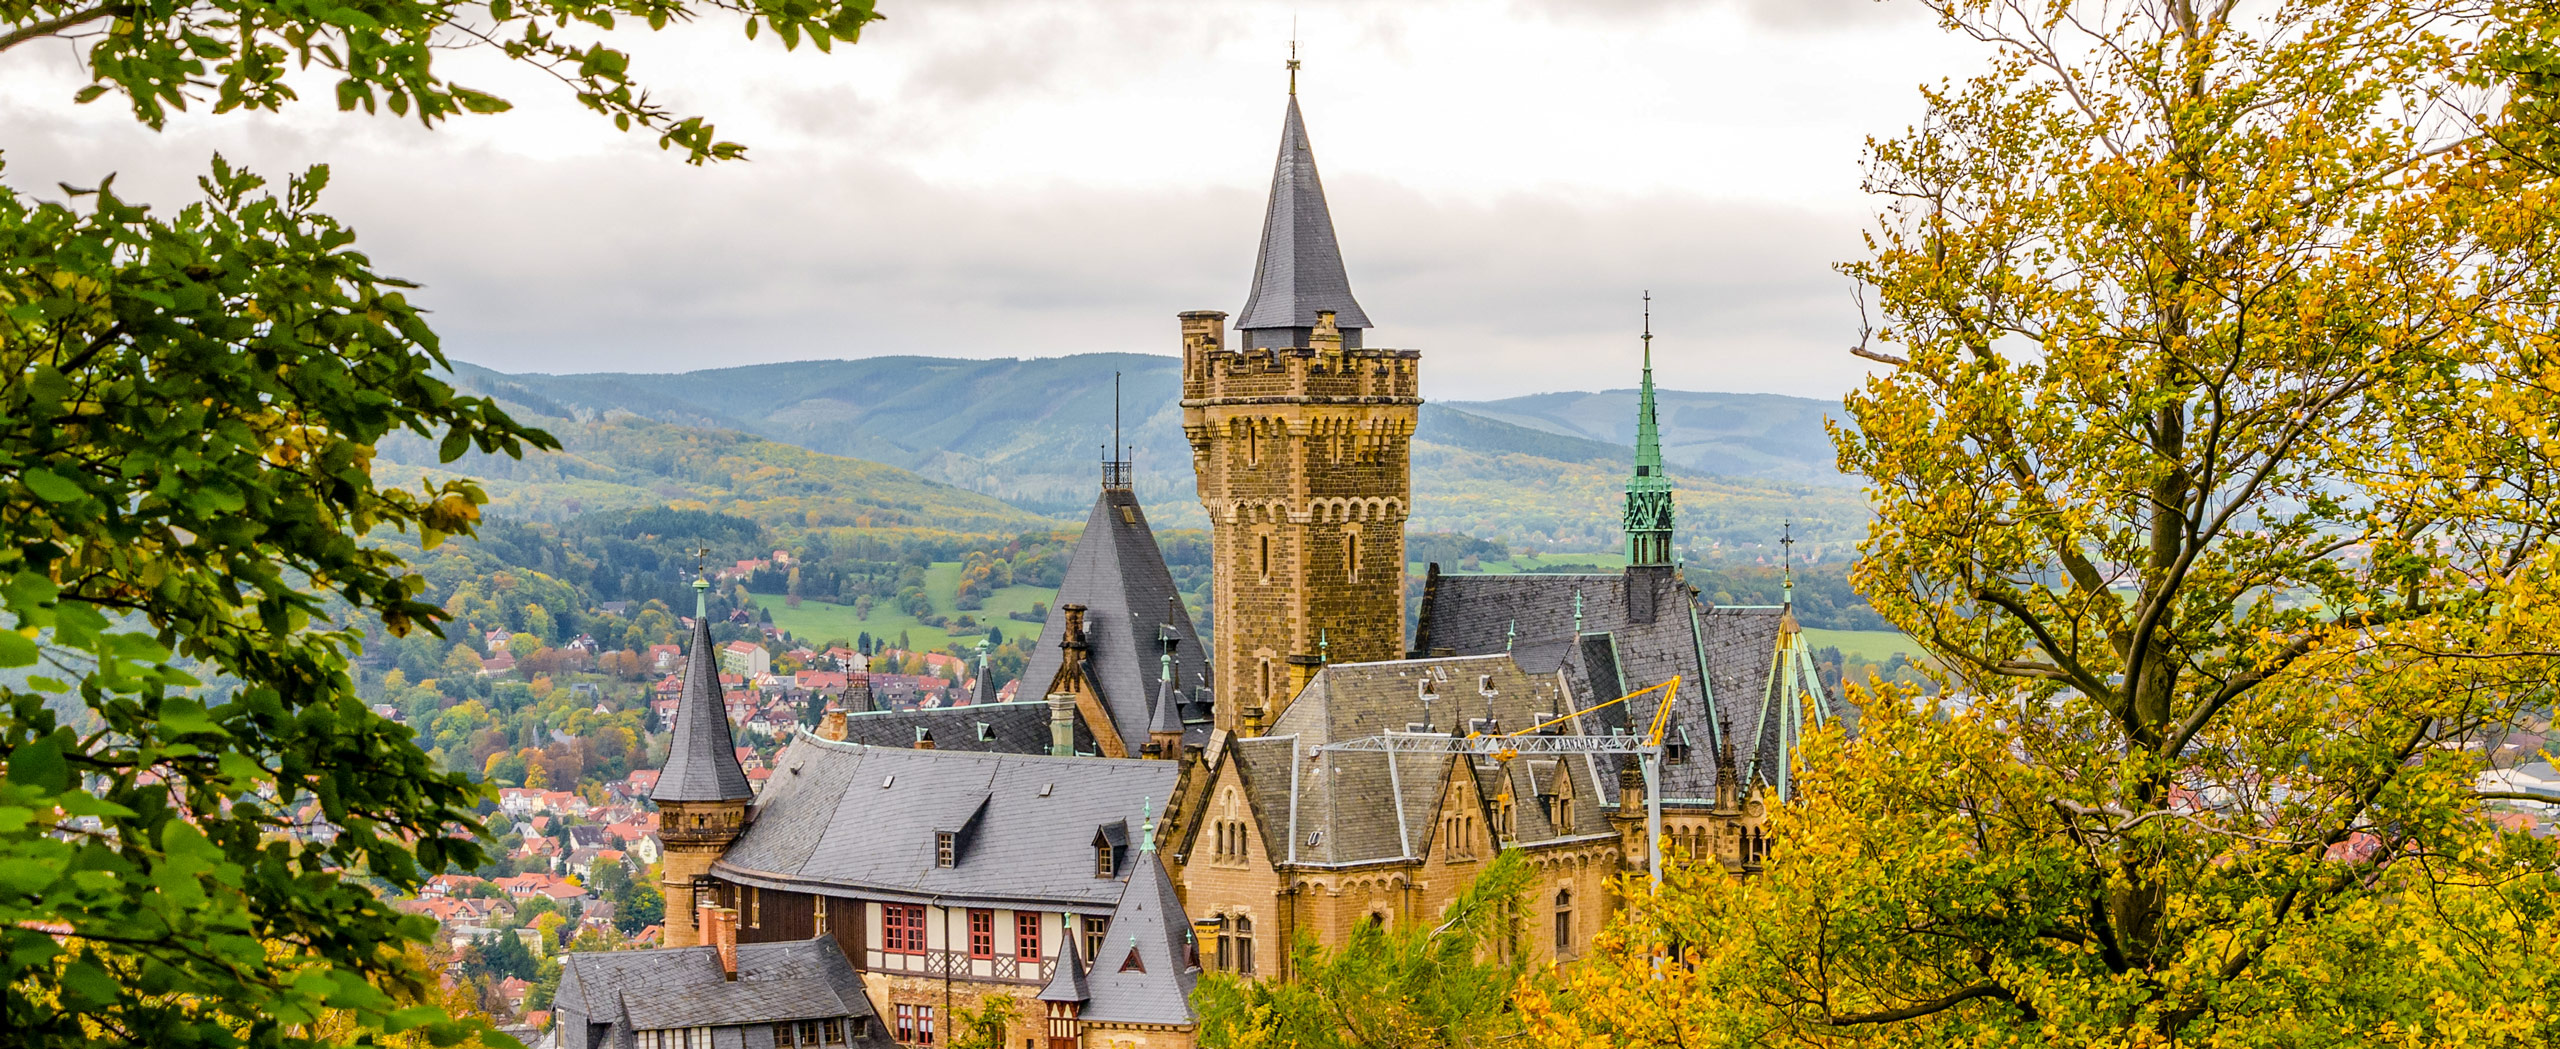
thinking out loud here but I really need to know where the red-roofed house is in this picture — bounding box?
[647,644,683,672]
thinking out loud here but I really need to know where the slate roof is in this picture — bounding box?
[1016,488,1208,755]
[1070,831,1200,1026]
[713,735,1181,911]
[1228,655,1615,867]
[1037,917,1090,1004]
[1412,567,1818,801]
[1234,94,1372,339]
[828,700,1095,756]
[553,938,891,1049]
[652,604,753,803]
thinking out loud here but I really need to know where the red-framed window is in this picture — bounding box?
[883,903,926,954]
[967,908,995,959]
[1015,912,1042,962]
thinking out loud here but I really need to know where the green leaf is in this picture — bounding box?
[21,469,81,503]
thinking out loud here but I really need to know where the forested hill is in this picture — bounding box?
[447,356,1871,557]
[374,404,1054,538]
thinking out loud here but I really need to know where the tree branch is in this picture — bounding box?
[0,2,124,52]
[1825,982,2014,1026]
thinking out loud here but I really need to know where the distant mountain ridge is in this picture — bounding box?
[445,355,1870,554]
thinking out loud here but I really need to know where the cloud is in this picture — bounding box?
[1514,0,1923,31]
[0,0,1950,403]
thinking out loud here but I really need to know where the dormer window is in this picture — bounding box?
[936,831,956,868]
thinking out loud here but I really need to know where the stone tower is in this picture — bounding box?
[1182,80,1419,732]
[650,576,753,948]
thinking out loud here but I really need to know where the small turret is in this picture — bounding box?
[652,567,754,948]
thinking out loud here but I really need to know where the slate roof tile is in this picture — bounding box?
[1017,489,1207,756]
[1236,95,1372,336]
[715,736,1180,911]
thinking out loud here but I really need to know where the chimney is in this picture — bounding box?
[1048,691,1077,757]
[1311,310,1343,355]
[705,904,739,980]
[816,704,849,742]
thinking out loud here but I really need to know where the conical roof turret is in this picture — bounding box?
[1235,89,1371,347]
[651,578,754,803]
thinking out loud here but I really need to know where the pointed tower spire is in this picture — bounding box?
[653,563,752,804]
[1624,292,1676,567]
[1234,63,1372,350]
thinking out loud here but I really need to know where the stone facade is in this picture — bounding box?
[1179,308,1419,730]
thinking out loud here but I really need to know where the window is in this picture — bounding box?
[1094,841,1115,879]
[936,831,955,868]
[883,903,926,954]
[1015,912,1043,962]
[1555,890,1574,955]
[747,885,759,928]
[1217,915,1257,975]
[1258,535,1271,581]
[1248,428,1259,466]
[1497,796,1515,839]
[1258,659,1273,703]
[1346,531,1361,582]
[1554,794,1574,830]
[1083,916,1107,966]
[645,1028,714,1049]
[968,908,995,959]
[1443,814,1476,860]
[814,895,828,936]
[892,1005,938,1045]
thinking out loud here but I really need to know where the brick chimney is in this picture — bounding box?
[701,902,739,980]
[816,705,849,742]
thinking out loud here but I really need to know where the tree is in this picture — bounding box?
[0,0,882,1043]
[1531,2,2560,1044]
[946,994,1018,1049]
[1198,849,1531,1048]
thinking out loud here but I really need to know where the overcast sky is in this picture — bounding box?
[0,0,1983,401]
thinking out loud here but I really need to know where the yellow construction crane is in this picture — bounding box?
[1313,677,1683,887]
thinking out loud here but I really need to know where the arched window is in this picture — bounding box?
[1258,659,1274,703]
[1555,889,1574,955]
[1346,531,1361,583]
[1259,535,1272,581]
[1234,916,1256,975]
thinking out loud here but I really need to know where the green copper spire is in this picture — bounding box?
[1624,293,1676,566]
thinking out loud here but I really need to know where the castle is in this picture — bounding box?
[607,73,1834,1049]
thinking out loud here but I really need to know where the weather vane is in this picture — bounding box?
[1288,36,1300,95]
[1780,520,1797,605]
